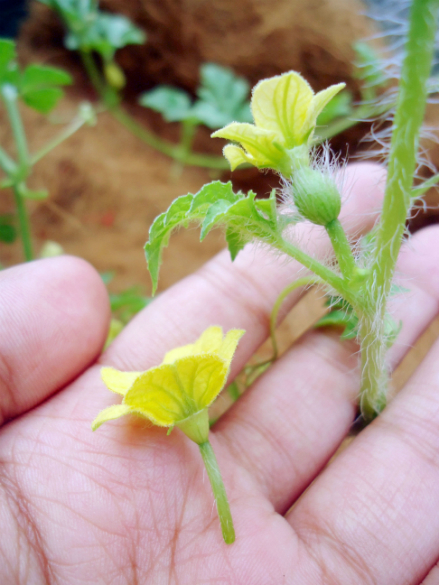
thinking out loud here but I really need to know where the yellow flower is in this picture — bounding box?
[92,326,245,444]
[212,71,345,174]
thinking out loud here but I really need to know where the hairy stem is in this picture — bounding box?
[275,236,358,306]
[360,0,439,418]
[198,441,235,544]
[325,219,357,280]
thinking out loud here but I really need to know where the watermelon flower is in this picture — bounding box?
[92,326,245,544]
[212,71,345,175]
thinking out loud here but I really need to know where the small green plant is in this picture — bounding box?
[143,0,439,422]
[139,63,252,170]
[0,38,94,261]
[38,0,234,170]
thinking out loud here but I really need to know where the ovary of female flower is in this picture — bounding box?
[92,326,245,444]
[212,71,345,174]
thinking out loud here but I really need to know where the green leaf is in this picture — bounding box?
[66,13,144,59]
[0,215,16,243]
[145,181,278,294]
[109,287,151,323]
[0,39,16,82]
[315,308,359,340]
[225,226,245,261]
[22,87,64,114]
[22,64,72,91]
[192,63,252,129]
[95,14,145,52]
[139,86,192,122]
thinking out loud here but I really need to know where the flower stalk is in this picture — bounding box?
[199,440,235,544]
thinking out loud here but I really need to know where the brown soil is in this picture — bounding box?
[23,0,373,95]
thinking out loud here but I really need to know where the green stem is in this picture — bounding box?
[270,276,322,360]
[80,51,107,98]
[325,219,357,280]
[13,185,33,261]
[112,106,229,169]
[360,0,439,418]
[2,85,29,170]
[274,236,357,306]
[198,440,235,544]
[31,115,87,165]
[0,145,17,176]
[80,50,229,170]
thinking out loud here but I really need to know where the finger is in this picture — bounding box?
[214,225,439,513]
[0,256,110,426]
[282,227,439,585]
[101,162,386,377]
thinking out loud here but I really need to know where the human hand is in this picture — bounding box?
[1,163,439,584]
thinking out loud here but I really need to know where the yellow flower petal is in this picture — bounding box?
[124,354,228,426]
[251,72,314,148]
[222,144,253,170]
[163,343,194,364]
[212,122,284,169]
[216,328,245,362]
[302,83,346,142]
[91,403,132,431]
[193,325,224,354]
[101,367,141,395]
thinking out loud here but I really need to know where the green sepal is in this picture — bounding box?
[145,181,279,294]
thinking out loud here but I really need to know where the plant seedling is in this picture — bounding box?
[0,38,94,260]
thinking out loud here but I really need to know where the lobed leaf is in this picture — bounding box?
[139,86,192,122]
[193,63,252,129]
[39,0,145,60]
[144,181,279,294]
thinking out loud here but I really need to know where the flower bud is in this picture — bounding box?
[292,167,341,226]
[104,61,126,90]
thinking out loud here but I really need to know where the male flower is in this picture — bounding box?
[212,71,345,175]
[92,326,244,444]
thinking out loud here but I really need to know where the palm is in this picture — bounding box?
[2,164,439,584]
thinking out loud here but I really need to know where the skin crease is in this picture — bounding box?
[2,163,439,584]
